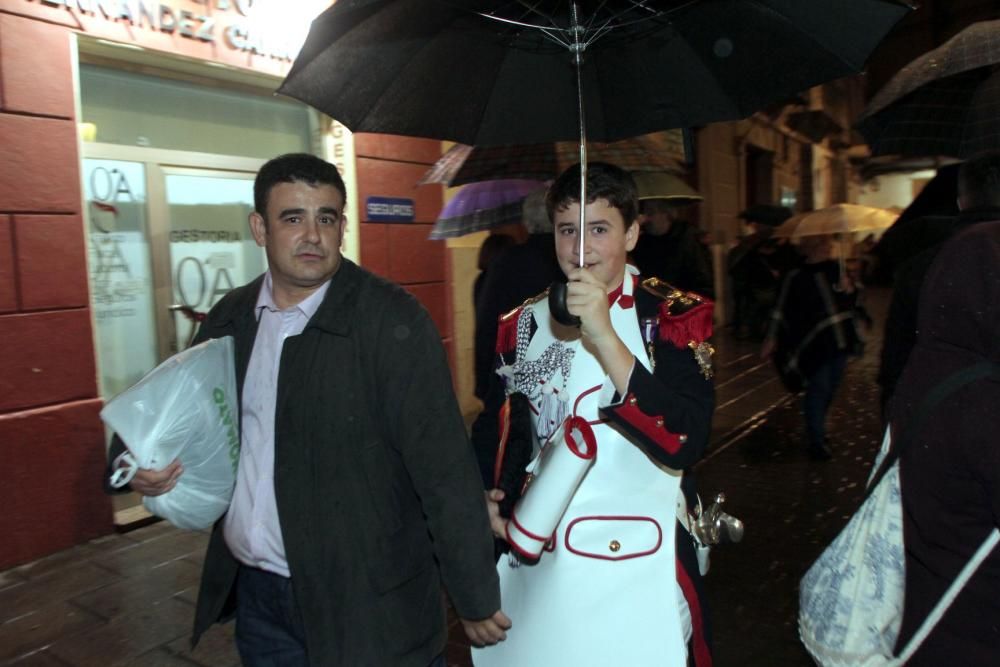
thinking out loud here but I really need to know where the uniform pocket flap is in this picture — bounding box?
[564,515,662,561]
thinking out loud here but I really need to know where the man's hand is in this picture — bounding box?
[485,488,508,540]
[760,338,776,361]
[126,459,183,496]
[461,609,512,647]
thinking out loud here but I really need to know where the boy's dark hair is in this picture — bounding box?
[254,153,347,218]
[958,150,1000,210]
[545,162,638,227]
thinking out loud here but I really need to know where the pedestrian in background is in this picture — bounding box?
[761,234,862,460]
[889,221,1000,665]
[727,204,797,340]
[473,233,517,314]
[630,197,715,298]
[878,151,1000,414]
[472,189,563,404]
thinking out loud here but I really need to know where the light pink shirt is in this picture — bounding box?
[223,272,330,577]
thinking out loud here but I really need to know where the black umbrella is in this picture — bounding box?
[281,0,910,147]
[858,19,1000,159]
[280,0,908,324]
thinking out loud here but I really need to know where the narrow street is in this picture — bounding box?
[0,289,891,667]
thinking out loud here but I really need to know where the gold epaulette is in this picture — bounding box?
[639,278,708,316]
[499,289,549,323]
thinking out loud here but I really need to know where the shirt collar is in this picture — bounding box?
[255,271,332,321]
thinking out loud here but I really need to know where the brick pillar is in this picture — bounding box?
[353,135,455,380]
[0,12,114,569]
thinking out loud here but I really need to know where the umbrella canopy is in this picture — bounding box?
[858,19,1000,159]
[419,132,685,187]
[738,204,794,226]
[429,179,547,239]
[632,171,702,204]
[773,204,898,238]
[280,0,911,147]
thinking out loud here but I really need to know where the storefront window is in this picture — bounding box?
[83,158,158,398]
[79,64,311,159]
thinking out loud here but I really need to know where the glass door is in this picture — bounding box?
[82,144,266,525]
[162,168,263,352]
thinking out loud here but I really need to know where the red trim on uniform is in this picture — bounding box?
[677,555,712,667]
[496,312,519,355]
[608,393,683,454]
[573,384,602,417]
[564,416,597,460]
[510,511,552,543]
[658,299,714,349]
[493,397,512,487]
[563,515,662,561]
[506,530,544,561]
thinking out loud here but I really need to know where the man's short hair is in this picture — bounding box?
[545,162,638,227]
[254,153,347,218]
[522,188,553,234]
[958,150,1000,210]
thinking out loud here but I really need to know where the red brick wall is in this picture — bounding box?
[0,10,454,569]
[0,12,114,569]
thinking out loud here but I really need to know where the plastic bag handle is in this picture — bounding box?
[109,451,139,489]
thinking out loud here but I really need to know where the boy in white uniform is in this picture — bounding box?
[473,163,716,666]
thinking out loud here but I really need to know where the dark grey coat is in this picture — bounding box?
[188,259,500,666]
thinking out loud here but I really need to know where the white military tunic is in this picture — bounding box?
[474,271,689,667]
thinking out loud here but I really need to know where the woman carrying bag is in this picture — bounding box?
[889,221,1000,664]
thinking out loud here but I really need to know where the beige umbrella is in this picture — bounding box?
[772,204,898,239]
[632,171,703,204]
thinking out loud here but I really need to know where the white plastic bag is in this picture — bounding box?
[101,336,239,530]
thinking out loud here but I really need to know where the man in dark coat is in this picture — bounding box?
[878,151,1000,413]
[630,198,715,298]
[109,154,508,666]
[727,204,798,340]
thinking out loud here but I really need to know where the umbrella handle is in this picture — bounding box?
[548,281,582,327]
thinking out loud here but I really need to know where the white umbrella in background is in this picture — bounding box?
[773,204,898,239]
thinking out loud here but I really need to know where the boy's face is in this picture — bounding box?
[553,197,639,292]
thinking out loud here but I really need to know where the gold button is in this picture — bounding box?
[655,418,664,428]
[679,434,688,443]
[609,540,621,552]
[628,396,637,406]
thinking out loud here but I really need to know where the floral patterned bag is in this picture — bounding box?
[798,427,904,667]
[799,362,999,666]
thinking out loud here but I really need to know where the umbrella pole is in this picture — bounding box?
[571,2,587,269]
[546,2,588,327]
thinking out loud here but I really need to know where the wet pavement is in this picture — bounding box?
[0,288,891,666]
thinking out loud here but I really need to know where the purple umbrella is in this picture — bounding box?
[429,179,547,240]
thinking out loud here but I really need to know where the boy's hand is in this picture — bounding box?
[461,609,512,647]
[485,488,508,539]
[565,267,614,343]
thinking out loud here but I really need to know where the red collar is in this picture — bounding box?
[607,277,636,309]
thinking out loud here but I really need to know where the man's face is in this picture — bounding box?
[639,201,673,236]
[553,197,639,292]
[249,180,345,302]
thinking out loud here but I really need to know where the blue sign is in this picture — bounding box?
[365,196,415,223]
